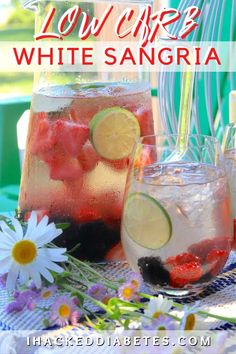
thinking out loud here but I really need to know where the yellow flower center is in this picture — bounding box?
[184,314,196,330]
[42,291,52,299]
[131,280,139,288]
[58,304,71,318]
[122,287,133,299]
[152,311,162,319]
[12,240,37,265]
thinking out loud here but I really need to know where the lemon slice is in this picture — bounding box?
[90,107,140,160]
[124,193,172,250]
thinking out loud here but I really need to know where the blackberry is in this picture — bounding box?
[52,217,120,262]
[138,257,170,286]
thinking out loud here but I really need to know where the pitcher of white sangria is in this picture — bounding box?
[19,0,154,261]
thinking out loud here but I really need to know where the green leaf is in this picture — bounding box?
[56,222,70,230]
[43,319,50,328]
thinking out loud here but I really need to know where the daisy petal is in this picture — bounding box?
[0,251,12,261]
[36,215,49,231]
[34,228,62,247]
[19,268,30,285]
[6,263,20,291]
[44,260,64,274]
[10,218,23,239]
[25,212,37,238]
[0,257,12,274]
[28,264,42,289]
[38,248,67,262]
[0,226,17,243]
[34,260,54,283]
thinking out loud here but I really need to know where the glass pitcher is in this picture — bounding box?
[19,0,154,262]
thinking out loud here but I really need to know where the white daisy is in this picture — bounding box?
[180,301,203,330]
[142,295,173,324]
[0,212,67,291]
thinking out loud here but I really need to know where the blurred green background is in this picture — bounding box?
[0,0,34,96]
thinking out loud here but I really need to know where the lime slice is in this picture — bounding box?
[124,193,172,250]
[90,107,140,160]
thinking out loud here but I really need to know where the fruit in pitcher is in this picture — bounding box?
[54,120,89,157]
[135,107,154,137]
[90,107,140,160]
[31,118,56,156]
[78,142,100,172]
[50,156,83,181]
[124,193,172,249]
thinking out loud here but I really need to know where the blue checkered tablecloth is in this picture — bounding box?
[0,254,236,332]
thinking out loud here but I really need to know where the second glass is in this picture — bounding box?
[121,134,233,297]
[223,123,236,249]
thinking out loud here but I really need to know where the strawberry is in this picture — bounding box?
[105,242,126,261]
[75,208,101,223]
[206,249,229,276]
[166,253,201,268]
[134,107,154,138]
[233,219,236,250]
[105,158,129,171]
[78,143,100,172]
[49,156,83,181]
[134,146,154,169]
[170,261,203,288]
[31,119,56,156]
[54,120,89,157]
[188,237,231,262]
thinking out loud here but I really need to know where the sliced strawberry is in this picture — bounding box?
[54,120,89,157]
[31,119,56,156]
[188,237,231,262]
[75,208,101,223]
[78,143,100,172]
[166,253,201,268]
[170,261,203,288]
[49,156,83,181]
[134,107,154,138]
[206,249,229,276]
[105,242,126,261]
[134,146,155,169]
[105,158,129,171]
[233,219,236,250]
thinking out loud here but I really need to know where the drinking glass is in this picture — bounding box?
[223,123,236,249]
[121,134,233,297]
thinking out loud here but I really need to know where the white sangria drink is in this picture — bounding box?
[121,135,233,297]
[224,149,236,249]
[19,82,154,261]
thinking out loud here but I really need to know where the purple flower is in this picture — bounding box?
[40,285,57,299]
[6,301,24,314]
[87,284,107,301]
[127,272,142,291]
[50,295,81,327]
[6,289,39,315]
[118,282,137,301]
[143,315,176,331]
[0,274,7,289]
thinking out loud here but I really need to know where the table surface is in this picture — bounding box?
[1,253,236,332]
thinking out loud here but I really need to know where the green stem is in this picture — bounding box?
[62,283,108,312]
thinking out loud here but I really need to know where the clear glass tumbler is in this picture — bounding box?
[223,123,236,249]
[121,134,233,297]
